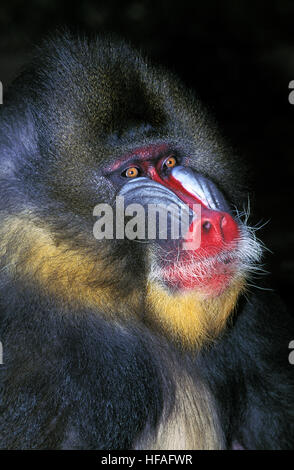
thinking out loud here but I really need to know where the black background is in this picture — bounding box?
[0,0,293,308]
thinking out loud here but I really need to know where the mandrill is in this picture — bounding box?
[0,32,293,450]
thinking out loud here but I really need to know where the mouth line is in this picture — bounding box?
[152,246,243,294]
[157,244,240,269]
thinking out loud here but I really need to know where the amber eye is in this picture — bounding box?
[164,156,177,168]
[125,167,139,178]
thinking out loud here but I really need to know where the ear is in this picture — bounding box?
[0,109,38,177]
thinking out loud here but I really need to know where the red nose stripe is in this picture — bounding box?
[149,169,240,254]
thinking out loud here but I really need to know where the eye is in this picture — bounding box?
[164,156,177,169]
[123,167,140,178]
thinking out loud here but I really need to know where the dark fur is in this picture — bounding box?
[201,292,294,449]
[0,32,293,449]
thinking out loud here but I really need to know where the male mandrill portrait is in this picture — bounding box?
[0,32,293,450]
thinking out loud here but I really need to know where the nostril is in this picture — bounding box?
[196,209,239,254]
[202,221,212,232]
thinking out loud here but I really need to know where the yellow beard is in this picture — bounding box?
[146,277,245,349]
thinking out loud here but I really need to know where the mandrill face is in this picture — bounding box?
[105,143,242,297]
[1,34,263,347]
